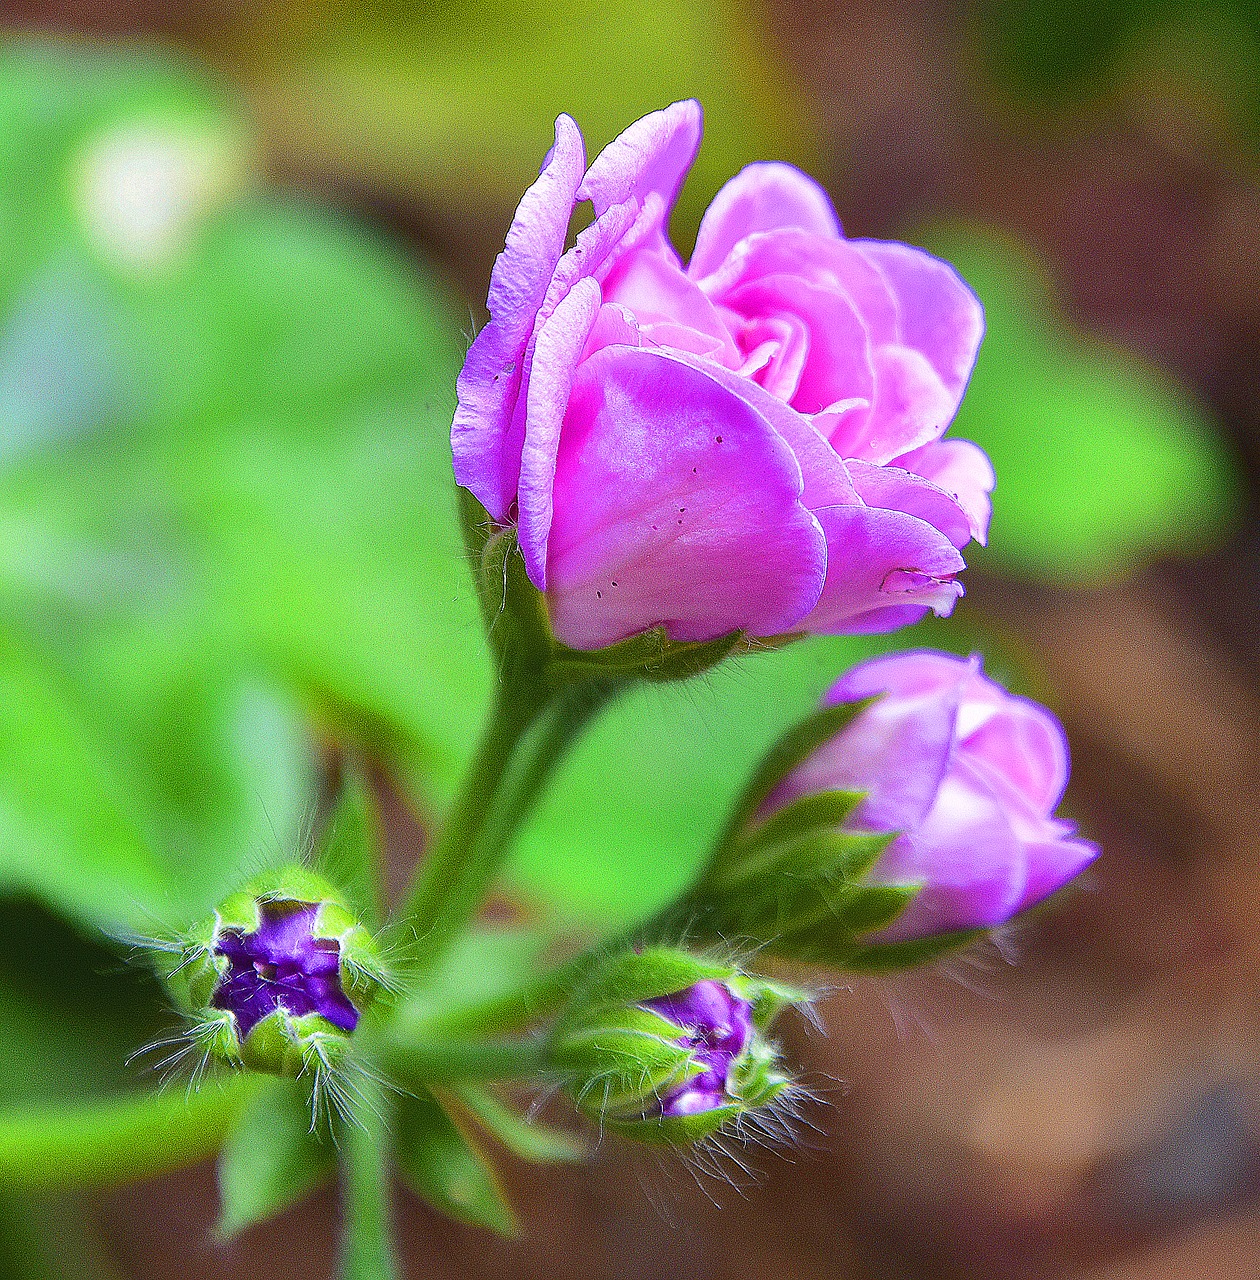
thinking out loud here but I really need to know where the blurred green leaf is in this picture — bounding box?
[318,766,386,930]
[446,1083,586,1164]
[925,226,1240,583]
[0,631,167,930]
[225,0,817,245]
[217,1077,334,1239]
[394,1089,517,1237]
[970,0,1260,143]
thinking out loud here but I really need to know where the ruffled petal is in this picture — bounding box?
[893,438,995,545]
[725,274,875,415]
[602,250,741,365]
[828,344,955,464]
[517,277,604,589]
[451,115,586,519]
[545,347,826,649]
[798,505,966,635]
[846,459,974,550]
[578,99,702,222]
[643,346,860,509]
[699,229,898,344]
[689,162,841,280]
[855,239,985,411]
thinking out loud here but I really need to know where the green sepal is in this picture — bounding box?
[458,488,752,688]
[549,626,746,686]
[557,947,731,1024]
[805,926,987,973]
[215,1076,335,1239]
[712,697,876,852]
[394,1089,518,1237]
[445,1084,586,1164]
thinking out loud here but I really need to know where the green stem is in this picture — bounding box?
[0,1076,257,1191]
[384,1035,546,1086]
[339,1072,397,1280]
[400,675,617,975]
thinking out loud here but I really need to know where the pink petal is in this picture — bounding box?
[725,274,875,415]
[776,673,966,832]
[958,695,1071,814]
[846,459,974,550]
[700,230,899,344]
[452,115,586,519]
[798,505,966,635]
[603,250,741,365]
[828,345,955,464]
[646,347,860,510]
[893,439,995,545]
[517,277,604,589]
[689,162,841,280]
[583,302,642,356]
[1017,833,1099,914]
[577,100,702,222]
[869,767,1028,940]
[831,649,977,702]
[545,347,826,649]
[855,239,985,411]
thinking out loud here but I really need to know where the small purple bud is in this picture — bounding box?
[643,979,754,1118]
[211,900,360,1038]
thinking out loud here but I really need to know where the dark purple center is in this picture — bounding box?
[210,900,360,1038]
[643,979,754,1117]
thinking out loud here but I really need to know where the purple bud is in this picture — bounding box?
[643,979,754,1117]
[210,899,360,1038]
[769,650,1099,940]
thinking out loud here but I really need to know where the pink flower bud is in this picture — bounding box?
[769,650,1098,940]
[453,102,992,651]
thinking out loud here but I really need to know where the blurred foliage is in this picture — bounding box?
[926,226,1240,584]
[970,0,1260,143]
[218,0,816,243]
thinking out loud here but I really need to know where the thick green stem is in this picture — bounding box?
[400,675,616,975]
[384,1035,547,1086]
[338,1072,397,1280]
[0,1076,257,1191]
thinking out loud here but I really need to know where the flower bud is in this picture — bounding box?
[549,949,800,1144]
[161,866,387,1077]
[765,650,1098,943]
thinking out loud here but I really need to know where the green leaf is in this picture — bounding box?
[924,225,1241,583]
[0,629,167,930]
[339,1075,398,1280]
[216,1077,335,1239]
[446,1084,585,1164]
[393,1090,517,1237]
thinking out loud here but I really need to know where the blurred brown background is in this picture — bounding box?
[6,0,1259,1276]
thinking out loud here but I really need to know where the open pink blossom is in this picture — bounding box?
[769,651,1099,941]
[452,102,992,651]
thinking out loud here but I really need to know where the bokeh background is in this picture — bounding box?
[0,1,1256,1277]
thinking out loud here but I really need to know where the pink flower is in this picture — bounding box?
[769,651,1098,941]
[453,102,993,651]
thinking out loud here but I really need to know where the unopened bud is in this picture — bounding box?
[550,949,802,1144]
[161,867,388,1077]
